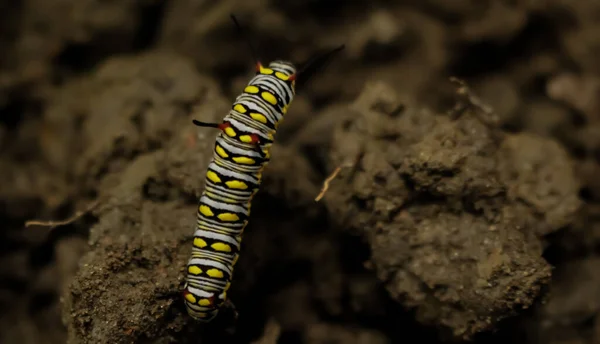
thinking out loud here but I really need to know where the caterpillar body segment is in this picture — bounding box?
[183,14,344,322]
[183,60,297,321]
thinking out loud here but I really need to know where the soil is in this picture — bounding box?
[1,1,599,344]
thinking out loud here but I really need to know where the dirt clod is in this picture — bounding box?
[323,81,579,339]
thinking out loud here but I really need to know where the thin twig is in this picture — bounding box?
[315,161,355,202]
[25,200,99,229]
[449,76,500,128]
[449,77,491,113]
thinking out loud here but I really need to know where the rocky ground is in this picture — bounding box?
[1,1,599,343]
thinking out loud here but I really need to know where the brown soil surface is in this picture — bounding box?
[1,1,599,344]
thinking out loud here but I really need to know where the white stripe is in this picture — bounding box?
[269,61,296,74]
[253,75,292,103]
[198,213,246,229]
[214,154,264,173]
[238,92,282,120]
[206,184,253,200]
[186,304,216,314]
[187,275,227,289]
[197,219,244,235]
[236,93,277,117]
[220,134,268,152]
[253,74,286,93]
[226,116,271,140]
[191,242,238,258]
[188,258,232,274]
[188,274,228,285]
[252,75,286,97]
[197,213,246,229]
[200,195,248,215]
[254,80,288,105]
[186,285,215,298]
[216,136,263,158]
[204,191,253,207]
[206,181,254,195]
[185,302,220,315]
[214,155,265,173]
[227,111,273,135]
[191,248,235,264]
[209,162,259,184]
[228,110,273,133]
[236,95,280,122]
[194,229,240,247]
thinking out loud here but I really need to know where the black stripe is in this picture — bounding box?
[254,77,291,104]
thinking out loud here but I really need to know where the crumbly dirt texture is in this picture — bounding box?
[322,82,578,338]
[1,1,600,344]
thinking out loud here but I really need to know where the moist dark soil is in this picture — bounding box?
[1,1,599,344]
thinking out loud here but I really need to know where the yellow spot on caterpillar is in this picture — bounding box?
[261,91,277,105]
[224,282,231,291]
[199,205,214,217]
[234,104,246,113]
[198,299,212,306]
[233,156,255,164]
[239,135,252,143]
[225,180,248,190]
[184,293,197,303]
[263,149,271,159]
[249,112,267,124]
[275,71,290,80]
[260,66,274,75]
[218,213,239,222]
[206,269,224,278]
[211,242,232,252]
[267,132,274,141]
[206,171,221,183]
[188,265,202,275]
[245,85,259,94]
[232,254,239,265]
[193,237,207,248]
[224,127,236,137]
[282,105,289,114]
[215,145,228,158]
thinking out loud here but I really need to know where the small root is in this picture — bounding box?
[315,160,355,202]
[449,77,493,115]
[449,76,501,128]
[25,200,99,229]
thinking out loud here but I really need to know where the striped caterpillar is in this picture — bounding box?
[182,15,344,322]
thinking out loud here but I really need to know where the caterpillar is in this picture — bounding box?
[182,15,344,322]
